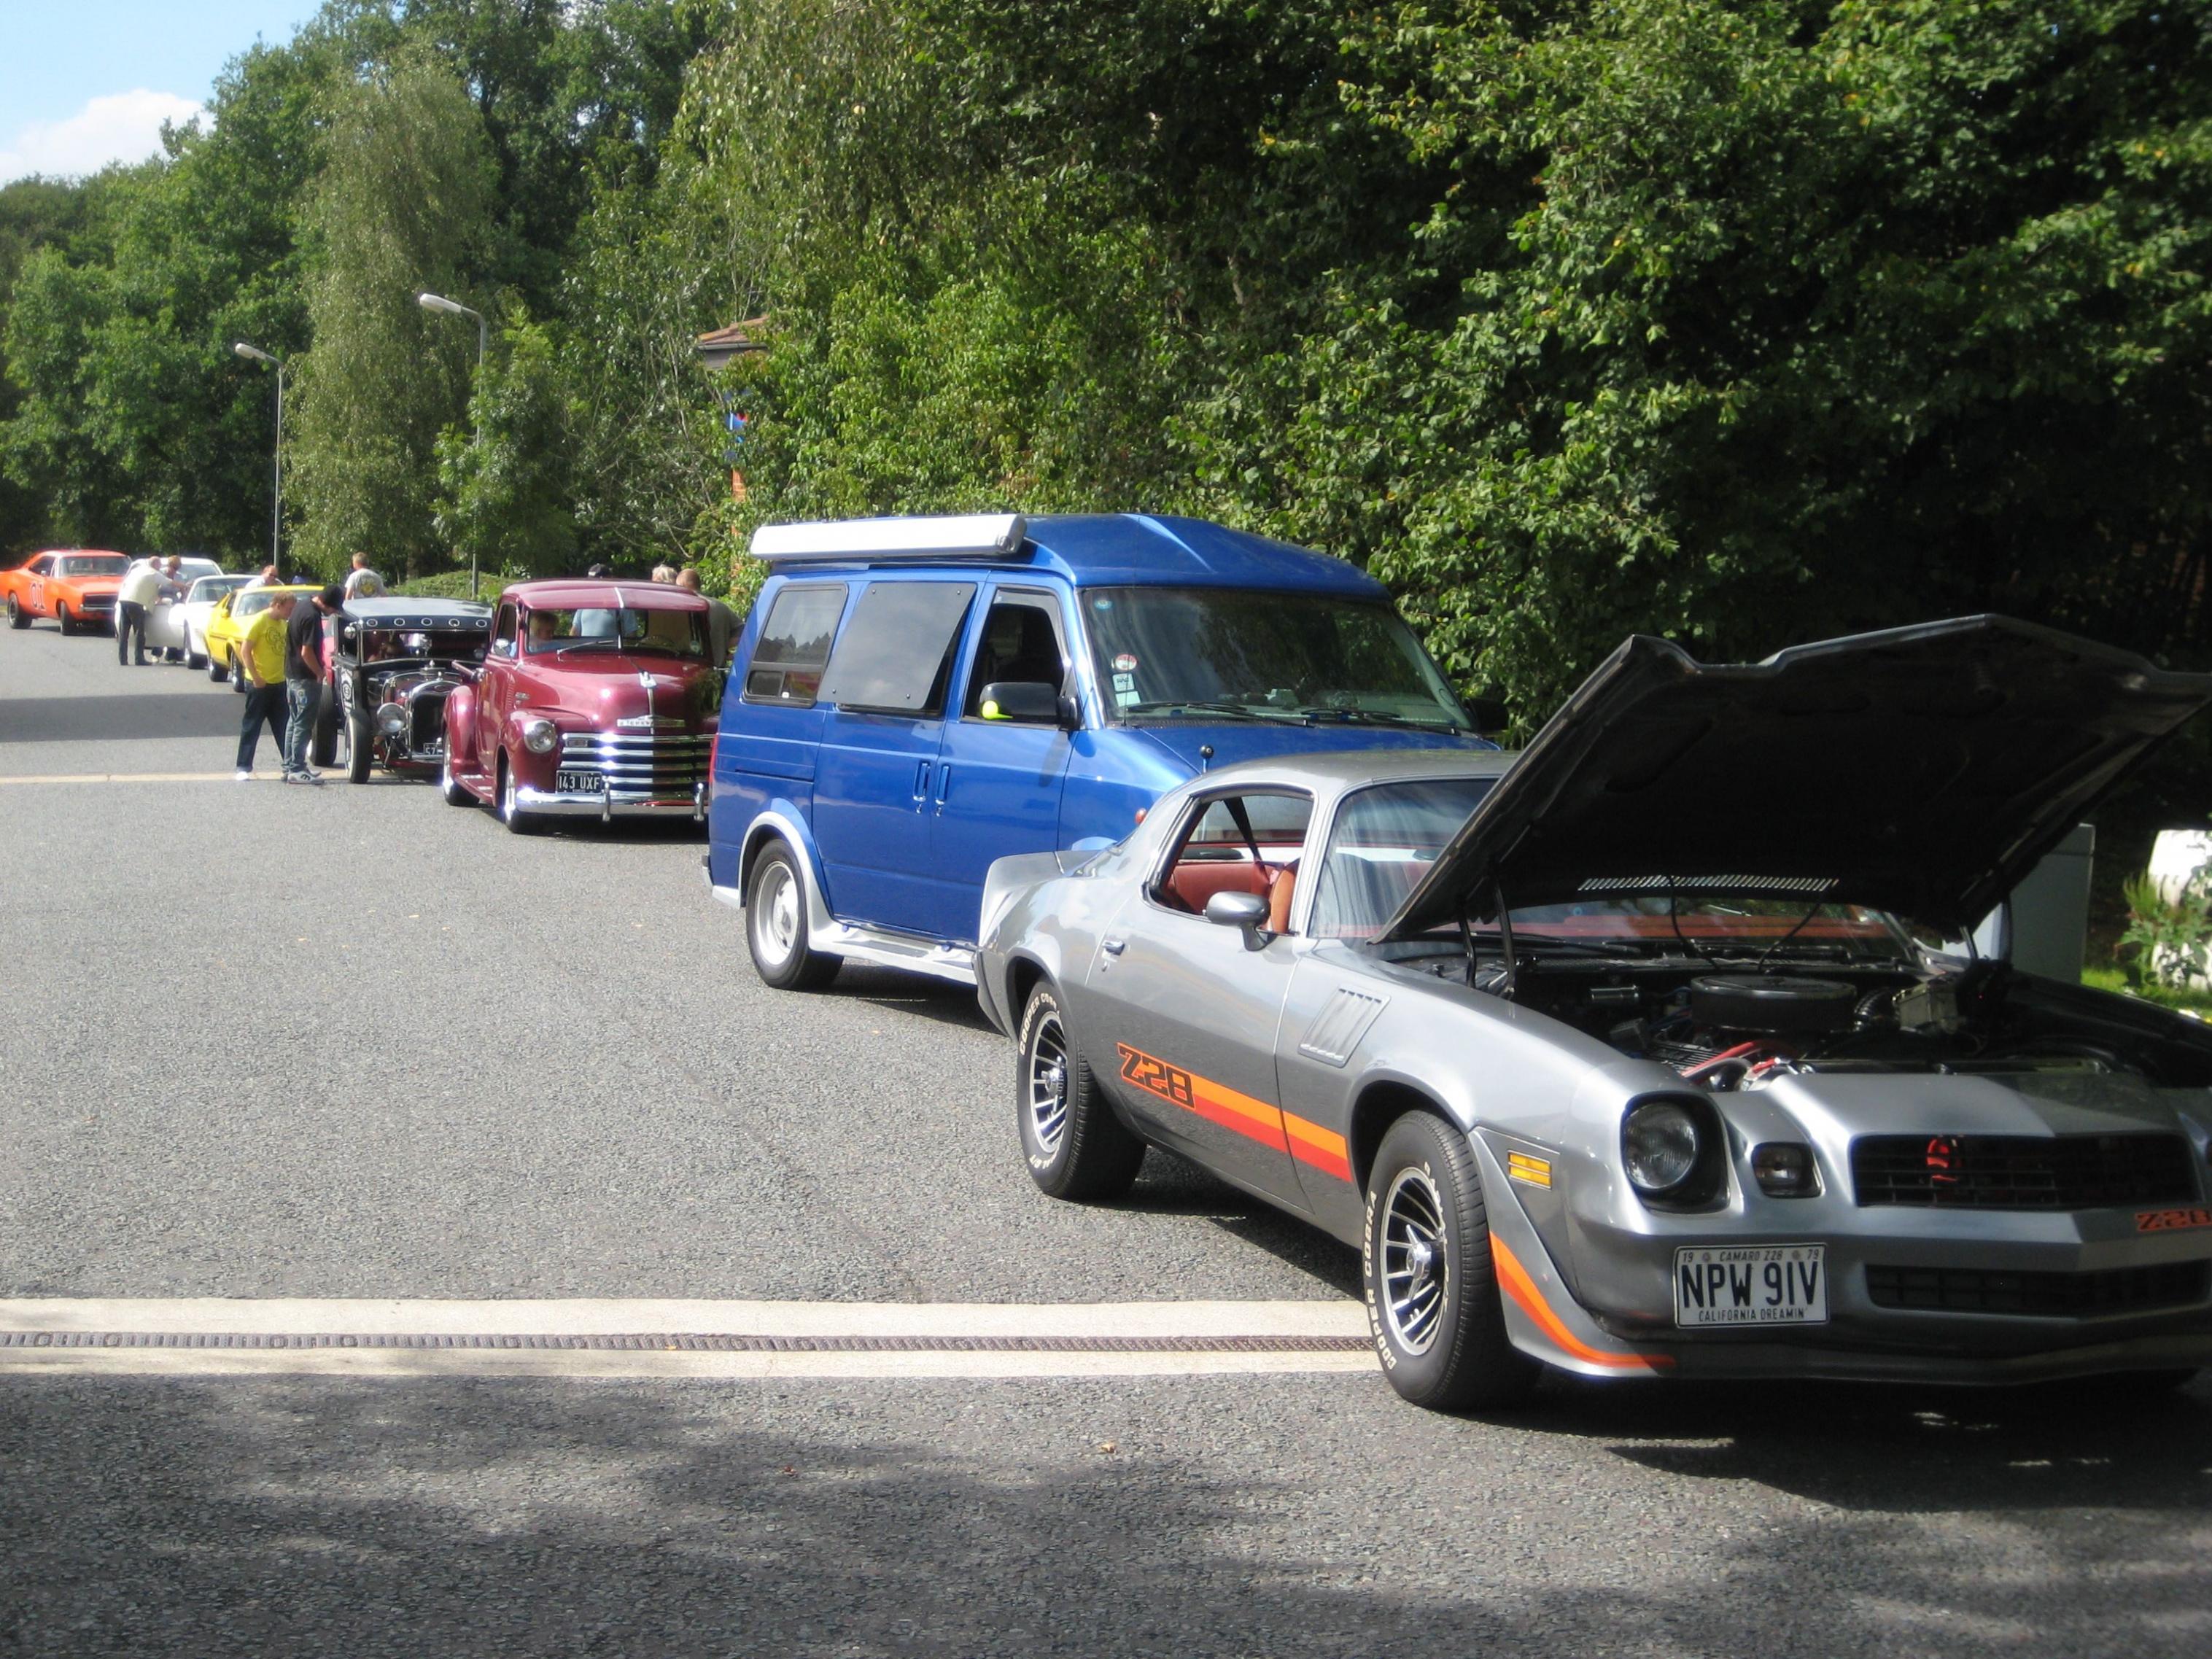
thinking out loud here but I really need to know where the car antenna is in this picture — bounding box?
[1198,743,1213,773]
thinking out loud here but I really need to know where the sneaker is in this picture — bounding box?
[234,769,252,782]
[292,772,324,787]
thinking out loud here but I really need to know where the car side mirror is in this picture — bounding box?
[1464,696,1510,734]
[1203,889,1271,948]
[979,680,1072,727]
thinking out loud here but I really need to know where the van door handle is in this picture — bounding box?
[935,764,952,804]
[914,760,931,801]
[1101,937,1126,956]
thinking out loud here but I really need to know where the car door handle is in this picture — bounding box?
[914,760,932,801]
[1101,937,1126,955]
[935,764,952,804]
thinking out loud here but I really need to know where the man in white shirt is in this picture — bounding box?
[115,559,168,666]
[342,552,386,599]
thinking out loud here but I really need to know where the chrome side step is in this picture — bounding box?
[815,921,976,985]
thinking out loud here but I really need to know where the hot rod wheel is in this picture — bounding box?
[1016,983,1144,1201]
[311,684,338,768]
[1363,1113,1541,1412]
[744,841,839,990]
[346,704,373,783]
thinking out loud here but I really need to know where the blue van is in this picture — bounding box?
[705,513,1495,988]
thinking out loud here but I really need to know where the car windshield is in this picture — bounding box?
[58,555,127,578]
[1308,777,1916,963]
[358,626,485,661]
[231,590,295,619]
[527,605,703,657]
[189,576,250,603]
[1080,586,1470,729]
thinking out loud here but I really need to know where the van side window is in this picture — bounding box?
[962,591,1067,720]
[815,581,977,716]
[491,602,518,657]
[744,583,847,706]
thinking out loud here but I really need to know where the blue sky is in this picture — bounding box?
[0,1,325,182]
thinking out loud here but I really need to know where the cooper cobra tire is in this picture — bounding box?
[1015,983,1144,1201]
[345,707,372,784]
[5,596,26,629]
[497,752,539,835]
[440,748,473,805]
[744,841,839,990]
[1364,1111,1542,1413]
[311,685,338,768]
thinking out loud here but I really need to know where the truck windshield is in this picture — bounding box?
[527,607,704,657]
[1080,586,1469,729]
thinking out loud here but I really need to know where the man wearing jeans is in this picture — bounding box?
[283,585,341,784]
[236,593,295,779]
[115,559,166,665]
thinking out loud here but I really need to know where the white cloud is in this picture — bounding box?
[0,90,206,184]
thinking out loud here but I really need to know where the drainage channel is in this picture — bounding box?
[0,1331,1370,1353]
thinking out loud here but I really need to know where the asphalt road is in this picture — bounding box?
[2,618,2208,1657]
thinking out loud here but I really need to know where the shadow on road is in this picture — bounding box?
[0,1372,2203,1657]
[0,691,241,745]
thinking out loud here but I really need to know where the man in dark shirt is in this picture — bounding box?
[283,584,341,785]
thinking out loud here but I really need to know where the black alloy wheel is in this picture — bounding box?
[5,596,26,629]
[742,841,839,990]
[1014,983,1144,1201]
[1363,1112,1542,1413]
[311,683,338,768]
[345,706,373,784]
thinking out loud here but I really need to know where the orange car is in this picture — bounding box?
[1,548,131,635]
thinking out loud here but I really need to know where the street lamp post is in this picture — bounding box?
[232,343,284,572]
[419,292,488,601]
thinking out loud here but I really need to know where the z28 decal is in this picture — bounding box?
[2137,1206,2212,1233]
[1113,1042,1351,1181]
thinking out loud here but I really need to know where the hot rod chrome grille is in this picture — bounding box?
[408,694,448,755]
[1851,1133,2197,1211]
[557,731,711,793]
[1866,1261,2209,1318]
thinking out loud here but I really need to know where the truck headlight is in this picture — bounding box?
[522,718,557,754]
[1623,1100,1702,1196]
[376,703,407,738]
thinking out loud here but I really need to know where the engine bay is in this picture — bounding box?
[1389,949,2212,1089]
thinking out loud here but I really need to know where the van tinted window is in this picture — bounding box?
[744,583,847,705]
[816,581,977,715]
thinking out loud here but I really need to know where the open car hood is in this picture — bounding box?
[1379,616,2212,941]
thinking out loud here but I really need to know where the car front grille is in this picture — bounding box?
[557,730,711,795]
[1851,1133,2197,1211]
[408,693,449,755]
[1865,1261,2210,1318]
[82,594,115,612]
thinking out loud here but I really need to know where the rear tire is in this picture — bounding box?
[208,648,229,683]
[1015,984,1144,1200]
[744,841,839,990]
[6,596,26,629]
[1364,1112,1542,1413]
[311,685,338,767]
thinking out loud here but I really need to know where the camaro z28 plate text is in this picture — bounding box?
[1674,1245,1828,1327]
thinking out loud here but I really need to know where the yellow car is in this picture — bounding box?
[203,584,319,691]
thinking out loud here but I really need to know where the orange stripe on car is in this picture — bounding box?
[1114,1044,1352,1178]
[1283,1112,1353,1181]
[1490,1235,1673,1372]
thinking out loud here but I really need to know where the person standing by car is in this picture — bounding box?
[342,552,386,599]
[283,585,341,784]
[674,567,740,667]
[236,592,296,780]
[115,558,166,665]
[244,563,279,589]
[651,560,678,584]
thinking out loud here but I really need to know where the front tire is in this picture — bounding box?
[1015,984,1144,1200]
[497,752,539,834]
[440,747,473,805]
[55,605,76,637]
[345,707,372,784]
[1364,1112,1542,1413]
[744,842,839,990]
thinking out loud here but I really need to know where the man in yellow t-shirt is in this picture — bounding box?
[234,593,298,780]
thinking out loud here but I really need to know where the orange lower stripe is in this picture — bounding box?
[1491,1235,1672,1372]
[1284,1114,1352,1181]
[1186,1085,1289,1154]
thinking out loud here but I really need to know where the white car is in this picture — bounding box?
[144,567,244,665]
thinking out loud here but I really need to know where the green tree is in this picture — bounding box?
[290,48,497,578]
[432,314,575,576]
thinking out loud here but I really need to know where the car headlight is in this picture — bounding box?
[522,717,558,754]
[1623,1100,1702,1196]
[376,703,408,737]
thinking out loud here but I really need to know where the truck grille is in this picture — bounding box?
[1866,1261,2210,1318]
[557,730,711,795]
[1851,1133,2197,1211]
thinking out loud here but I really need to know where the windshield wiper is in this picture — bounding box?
[1117,699,1311,725]
[1295,707,1462,732]
[551,637,631,652]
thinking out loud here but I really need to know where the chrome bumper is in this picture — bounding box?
[516,781,708,823]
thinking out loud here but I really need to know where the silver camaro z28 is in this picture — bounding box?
[974,615,2212,1411]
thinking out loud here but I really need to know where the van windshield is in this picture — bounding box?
[1080,586,1469,730]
